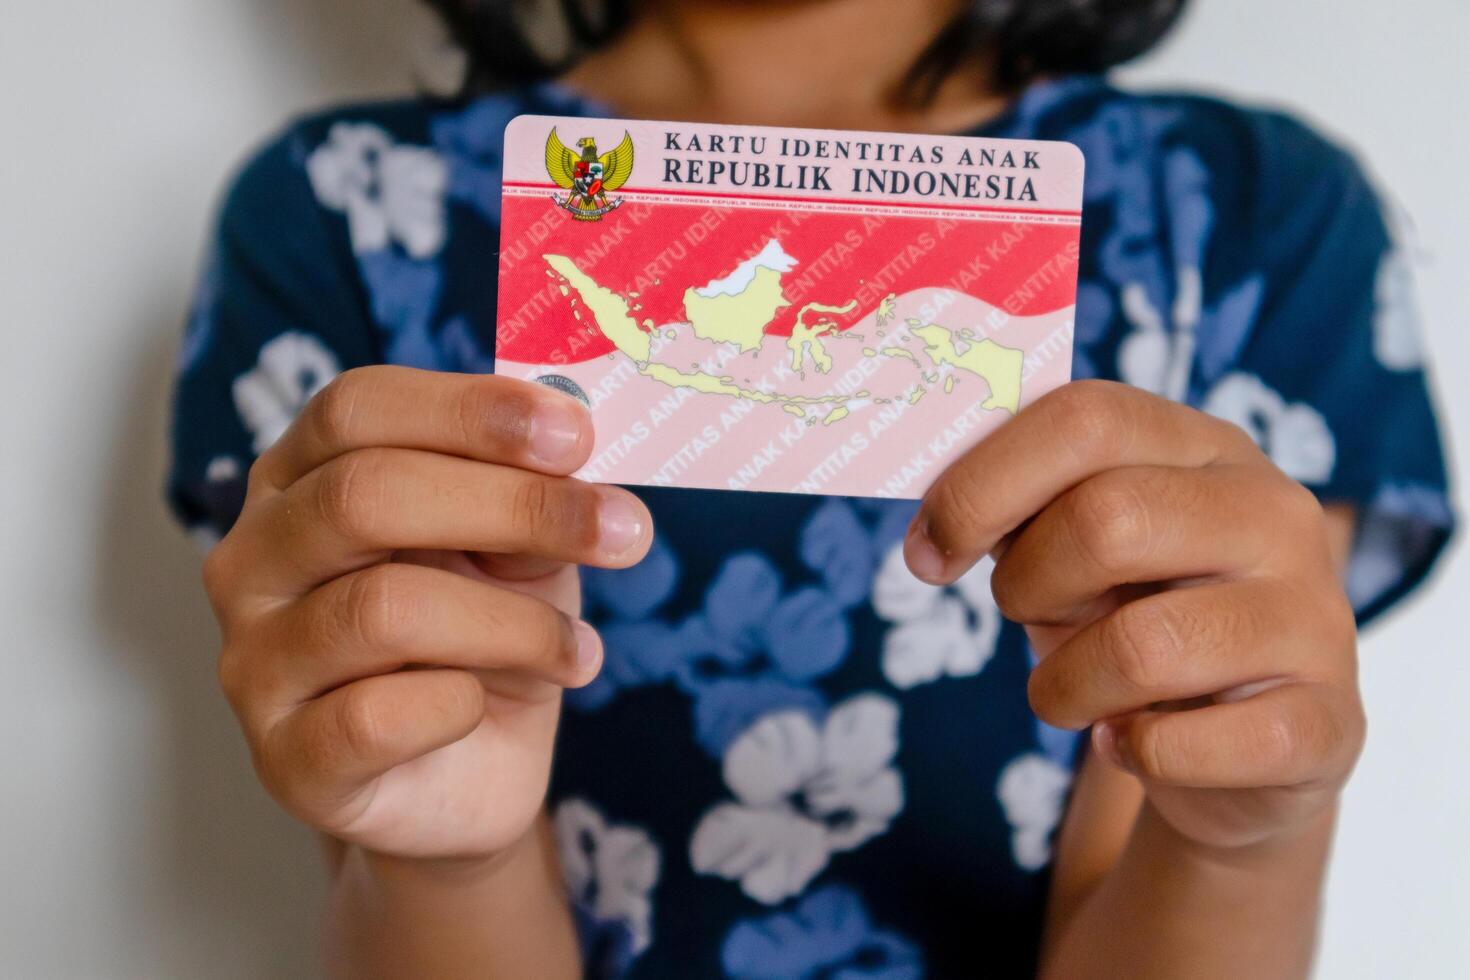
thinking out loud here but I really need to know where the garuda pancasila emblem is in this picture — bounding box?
[545,128,636,221]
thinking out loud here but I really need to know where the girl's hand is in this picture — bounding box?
[203,367,652,861]
[906,380,1364,851]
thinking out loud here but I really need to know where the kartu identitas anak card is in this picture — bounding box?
[495,115,1083,498]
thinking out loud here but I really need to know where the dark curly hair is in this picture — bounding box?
[424,0,1189,98]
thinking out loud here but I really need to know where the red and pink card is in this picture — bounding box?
[496,114,1083,498]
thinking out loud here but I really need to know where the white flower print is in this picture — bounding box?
[872,542,1001,690]
[553,798,661,956]
[1373,248,1424,371]
[306,122,448,259]
[997,753,1072,871]
[1202,371,1336,484]
[690,694,904,905]
[205,456,240,483]
[1116,272,1201,400]
[231,331,340,453]
[188,525,221,556]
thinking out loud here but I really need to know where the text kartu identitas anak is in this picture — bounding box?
[659,130,1042,202]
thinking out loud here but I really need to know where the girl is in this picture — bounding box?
[171,1,1454,976]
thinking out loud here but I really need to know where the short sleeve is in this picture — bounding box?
[1199,112,1454,625]
[167,123,379,545]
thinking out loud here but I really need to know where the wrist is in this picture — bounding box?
[326,816,580,979]
[1138,798,1338,872]
[355,830,537,889]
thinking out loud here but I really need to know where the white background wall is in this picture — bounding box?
[1,1,1464,976]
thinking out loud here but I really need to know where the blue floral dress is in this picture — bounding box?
[168,75,1454,978]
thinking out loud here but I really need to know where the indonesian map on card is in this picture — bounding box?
[495,115,1083,498]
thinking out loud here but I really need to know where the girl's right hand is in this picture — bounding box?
[203,366,652,862]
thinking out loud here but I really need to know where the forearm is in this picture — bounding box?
[325,816,580,979]
[1039,801,1335,980]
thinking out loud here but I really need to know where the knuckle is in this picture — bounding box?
[249,737,294,805]
[987,559,1026,620]
[200,539,236,604]
[1047,381,1130,463]
[927,472,987,554]
[342,565,423,651]
[1209,412,1262,457]
[313,450,388,541]
[510,476,557,532]
[1341,697,1368,767]
[1249,710,1300,772]
[1106,601,1182,692]
[1025,664,1072,728]
[1046,378,1113,414]
[244,713,303,807]
[335,685,386,762]
[1280,479,1326,527]
[511,477,596,549]
[215,639,291,748]
[245,452,278,494]
[1130,721,1178,781]
[439,671,485,724]
[215,646,249,706]
[1319,592,1359,659]
[1071,478,1149,573]
[537,608,578,667]
[200,534,256,631]
[1307,694,1362,774]
[284,718,336,788]
[456,378,533,451]
[309,370,369,448]
[1312,702,1348,764]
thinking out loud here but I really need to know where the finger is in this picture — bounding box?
[1027,579,1343,730]
[261,668,486,818]
[226,448,651,597]
[252,366,594,491]
[390,547,576,587]
[239,563,601,709]
[992,464,1320,625]
[467,551,573,583]
[1094,682,1364,789]
[906,380,1258,584]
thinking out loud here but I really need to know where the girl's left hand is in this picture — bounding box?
[906,380,1365,851]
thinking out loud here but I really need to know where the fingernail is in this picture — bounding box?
[904,517,946,583]
[573,620,603,675]
[1093,721,1128,771]
[597,493,646,559]
[529,399,584,466]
